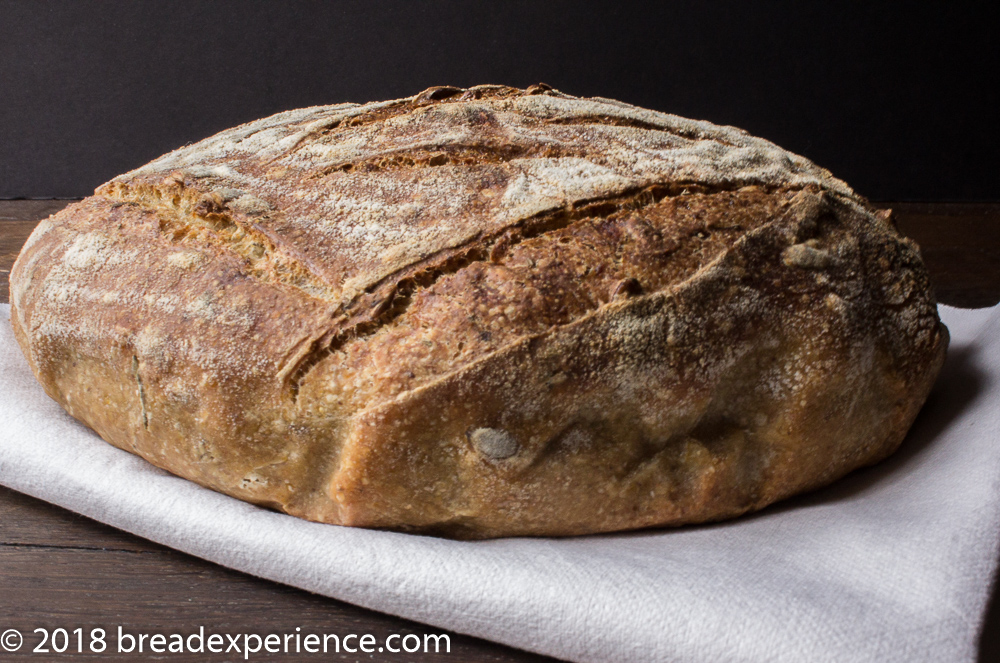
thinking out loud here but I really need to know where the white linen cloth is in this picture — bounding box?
[1,302,999,663]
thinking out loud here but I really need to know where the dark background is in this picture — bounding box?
[1,0,996,201]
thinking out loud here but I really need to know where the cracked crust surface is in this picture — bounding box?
[9,85,947,538]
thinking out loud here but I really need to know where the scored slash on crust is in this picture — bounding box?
[7,84,948,537]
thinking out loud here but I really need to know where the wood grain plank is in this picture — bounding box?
[0,485,160,552]
[0,200,73,302]
[890,202,1000,308]
[0,544,552,661]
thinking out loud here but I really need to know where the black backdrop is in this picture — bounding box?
[1,0,996,200]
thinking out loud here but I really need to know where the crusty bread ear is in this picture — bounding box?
[9,85,947,538]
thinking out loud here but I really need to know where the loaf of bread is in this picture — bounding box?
[9,84,947,538]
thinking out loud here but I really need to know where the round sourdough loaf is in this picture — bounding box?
[9,85,947,538]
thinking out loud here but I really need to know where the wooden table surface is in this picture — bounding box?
[2,200,999,662]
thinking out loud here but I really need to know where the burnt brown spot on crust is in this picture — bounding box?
[611,277,643,299]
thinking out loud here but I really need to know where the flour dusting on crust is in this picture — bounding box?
[9,85,947,538]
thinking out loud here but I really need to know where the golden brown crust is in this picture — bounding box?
[9,85,947,538]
